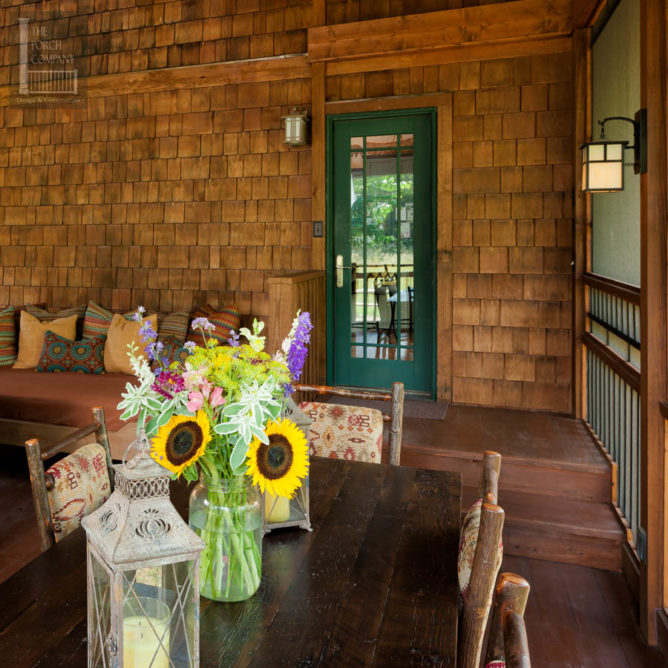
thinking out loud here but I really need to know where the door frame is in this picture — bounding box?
[325,107,438,397]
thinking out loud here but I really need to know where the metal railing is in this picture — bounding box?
[583,272,643,556]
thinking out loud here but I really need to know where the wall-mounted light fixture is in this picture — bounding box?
[282,108,309,146]
[581,109,647,192]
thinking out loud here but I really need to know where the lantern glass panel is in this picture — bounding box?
[88,548,113,667]
[589,161,623,191]
[588,143,605,161]
[121,560,198,667]
[606,142,623,160]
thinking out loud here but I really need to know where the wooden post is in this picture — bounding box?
[458,502,505,668]
[572,28,590,419]
[388,381,404,466]
[480,450,502,505]
[640,0,668,644]
[24,438,54,553]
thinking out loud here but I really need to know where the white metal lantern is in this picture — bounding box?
[263,397,312,532]
[581,140,627,192]
[282,108,309,146]
[82,432,204,667]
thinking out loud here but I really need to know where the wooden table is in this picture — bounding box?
[0,458,461,667]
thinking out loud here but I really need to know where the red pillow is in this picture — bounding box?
[186,305,240,347]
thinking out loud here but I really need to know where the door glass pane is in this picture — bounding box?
[349,134,415,361]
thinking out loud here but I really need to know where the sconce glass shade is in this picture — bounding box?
[581,140,627,192]
[282,109,309,146]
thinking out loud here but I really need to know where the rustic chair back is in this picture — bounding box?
[293,382,404,465]
[24,406,114,552]
[458,450,504,668]
[484,572,532,668]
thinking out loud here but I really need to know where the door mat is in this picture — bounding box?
[324,395,449,421]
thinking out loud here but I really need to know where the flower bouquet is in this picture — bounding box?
[118,308,313,601]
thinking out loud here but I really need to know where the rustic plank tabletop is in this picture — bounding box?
[0,457,461,667]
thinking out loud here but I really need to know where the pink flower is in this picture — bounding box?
[187,391,204,412]
[210,386,225,408]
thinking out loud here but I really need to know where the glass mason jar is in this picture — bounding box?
[189,474,262,602]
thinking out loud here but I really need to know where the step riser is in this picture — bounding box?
[502,523,622,571]
[401,448,612,503]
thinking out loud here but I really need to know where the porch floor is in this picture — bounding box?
[1,406,665,667]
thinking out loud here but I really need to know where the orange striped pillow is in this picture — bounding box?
[0,306,16,367]
[186,304,240,347]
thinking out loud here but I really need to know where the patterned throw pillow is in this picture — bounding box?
[13,311,78,369]
[0,306,16,367]
[186,304,240,347]
[484,662,506,668]
[298,401,384,463]
[157,335,191,367]
[45,443,111,541]
[36,331,106,374]
[158,309,191,344]
[82,301,134,339]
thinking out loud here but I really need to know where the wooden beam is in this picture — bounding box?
[583,272,642,305]
[308,0,572,63]
[325,91,454,115]
[572,0,608,29]
[2,55,311,104]
[573,28,589,419]
[437,98,453,404]
[311,62,326,272]
[640,0,668,644]
[325,36,572,78]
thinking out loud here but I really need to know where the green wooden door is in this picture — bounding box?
[327,110,435,396]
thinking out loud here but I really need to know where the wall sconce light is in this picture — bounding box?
[282,108,309,146]
[581,109,647,192]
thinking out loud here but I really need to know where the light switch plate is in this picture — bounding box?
[313,220,323,237]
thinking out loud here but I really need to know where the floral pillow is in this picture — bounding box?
[155,335,191,367]
[186,304,240,347]
[36,331,106,374]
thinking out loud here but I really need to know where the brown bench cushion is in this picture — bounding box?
[0,368,132,432]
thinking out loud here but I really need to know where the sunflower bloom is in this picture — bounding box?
[246,418,309,498]
[151,411,211,475]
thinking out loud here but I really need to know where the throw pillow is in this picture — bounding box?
[82,301,134,339]
[0,306,16,367]
[26,304,86,340]
[104,312,158,374]
[157,335,191,367]
[158,309,190,343]
[36,331,106,374]
[186,304,240,347]
[13,311,77,369]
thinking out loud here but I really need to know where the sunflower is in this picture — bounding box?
[246,418,309,498]
[150,411,211,475]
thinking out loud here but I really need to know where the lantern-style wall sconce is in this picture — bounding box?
[282,108,309,146]
[82,433,204,667]
[581,109,647,192]
[263,397,312,532]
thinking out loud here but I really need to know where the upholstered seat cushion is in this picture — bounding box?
[299,401,384,463]
[45,443,111,541]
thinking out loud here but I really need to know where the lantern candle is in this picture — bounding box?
[264,491,291,523]
[123,597,170,668]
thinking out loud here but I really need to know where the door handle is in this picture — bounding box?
[336,254,351,288]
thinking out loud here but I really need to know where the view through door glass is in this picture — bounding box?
[330,111,434,396]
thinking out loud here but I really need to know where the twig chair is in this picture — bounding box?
[293,382,404,465]
[458,450,504,668]
[25,406,114,552]
[484,572,532,668]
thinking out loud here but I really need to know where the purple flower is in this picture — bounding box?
[227,330,240,347]
[139,319,157,344]
[132,306,146,322]
[285,311,312,392]
[184,341,197,353]
[152,370,185,400]
[144,340,163,362]
[191,317,215,332]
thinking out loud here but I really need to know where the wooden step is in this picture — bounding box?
[401,444,613,502]
[461,486,624,571]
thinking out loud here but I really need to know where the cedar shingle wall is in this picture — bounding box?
[0,78,312,317]
[327,52,574,413]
